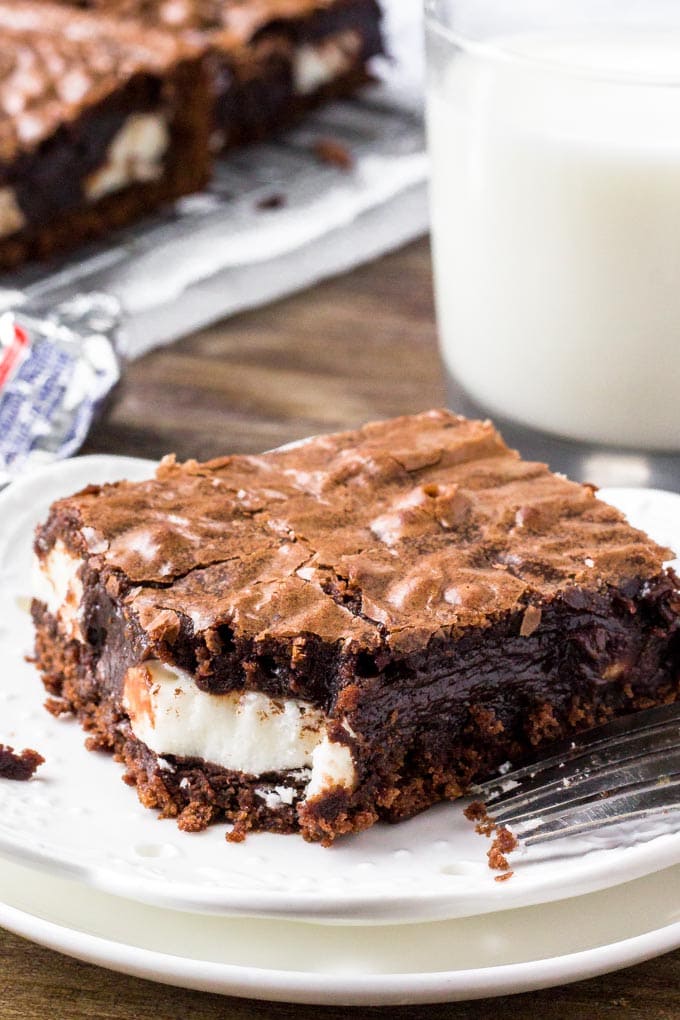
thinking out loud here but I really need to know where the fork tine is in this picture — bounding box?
[488,746,680,825]
[516,779,680,846]
[475,702,680,803]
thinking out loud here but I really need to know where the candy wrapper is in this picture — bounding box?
[0,295,122,486]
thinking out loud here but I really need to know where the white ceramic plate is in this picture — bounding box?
[1,854,680,1004]
[0,455,679,924]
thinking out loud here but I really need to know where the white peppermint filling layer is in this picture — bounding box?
[293,32,362,96]
[34,542,85,641]
[123,660,356,803]
[85,113,169,202]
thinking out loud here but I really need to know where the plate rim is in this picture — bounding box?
[1,864,680,1006]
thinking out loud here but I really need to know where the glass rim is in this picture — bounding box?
[424,3,680,87]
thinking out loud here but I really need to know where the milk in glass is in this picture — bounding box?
[427,29,680,450]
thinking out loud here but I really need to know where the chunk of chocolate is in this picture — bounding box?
[0,744,45,780]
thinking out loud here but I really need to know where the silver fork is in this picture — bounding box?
[472,701,680,847]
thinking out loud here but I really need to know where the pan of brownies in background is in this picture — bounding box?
[0,0,427,359]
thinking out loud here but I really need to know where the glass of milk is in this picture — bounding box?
[425,0,680,488]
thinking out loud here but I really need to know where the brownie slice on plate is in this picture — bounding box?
[32,411,680,844]
[0,0,211,268]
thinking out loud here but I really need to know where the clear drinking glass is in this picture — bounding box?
[425,0,680,489]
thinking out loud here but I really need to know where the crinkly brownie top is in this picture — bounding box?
[36,410,676,655]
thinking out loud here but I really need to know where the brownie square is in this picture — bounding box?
[32,411,680,843]
[0,0,212,268]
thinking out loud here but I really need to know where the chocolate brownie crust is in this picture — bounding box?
[32,411,680,843]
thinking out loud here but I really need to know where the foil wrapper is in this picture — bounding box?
[0,294,122,486]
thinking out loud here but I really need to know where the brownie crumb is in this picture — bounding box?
[488,826,518,873]
[45,696,71,717]
[226,815,250,843]
[465,800,518,879]
[313,137,354,170]
[464,800,486,822]
[256,193,286,211]
[464,799,495,837]
[0,744,45,781]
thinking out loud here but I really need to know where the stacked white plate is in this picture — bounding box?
[1,457,680,1006]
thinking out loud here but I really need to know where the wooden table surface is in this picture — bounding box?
[2,238,679,1020]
